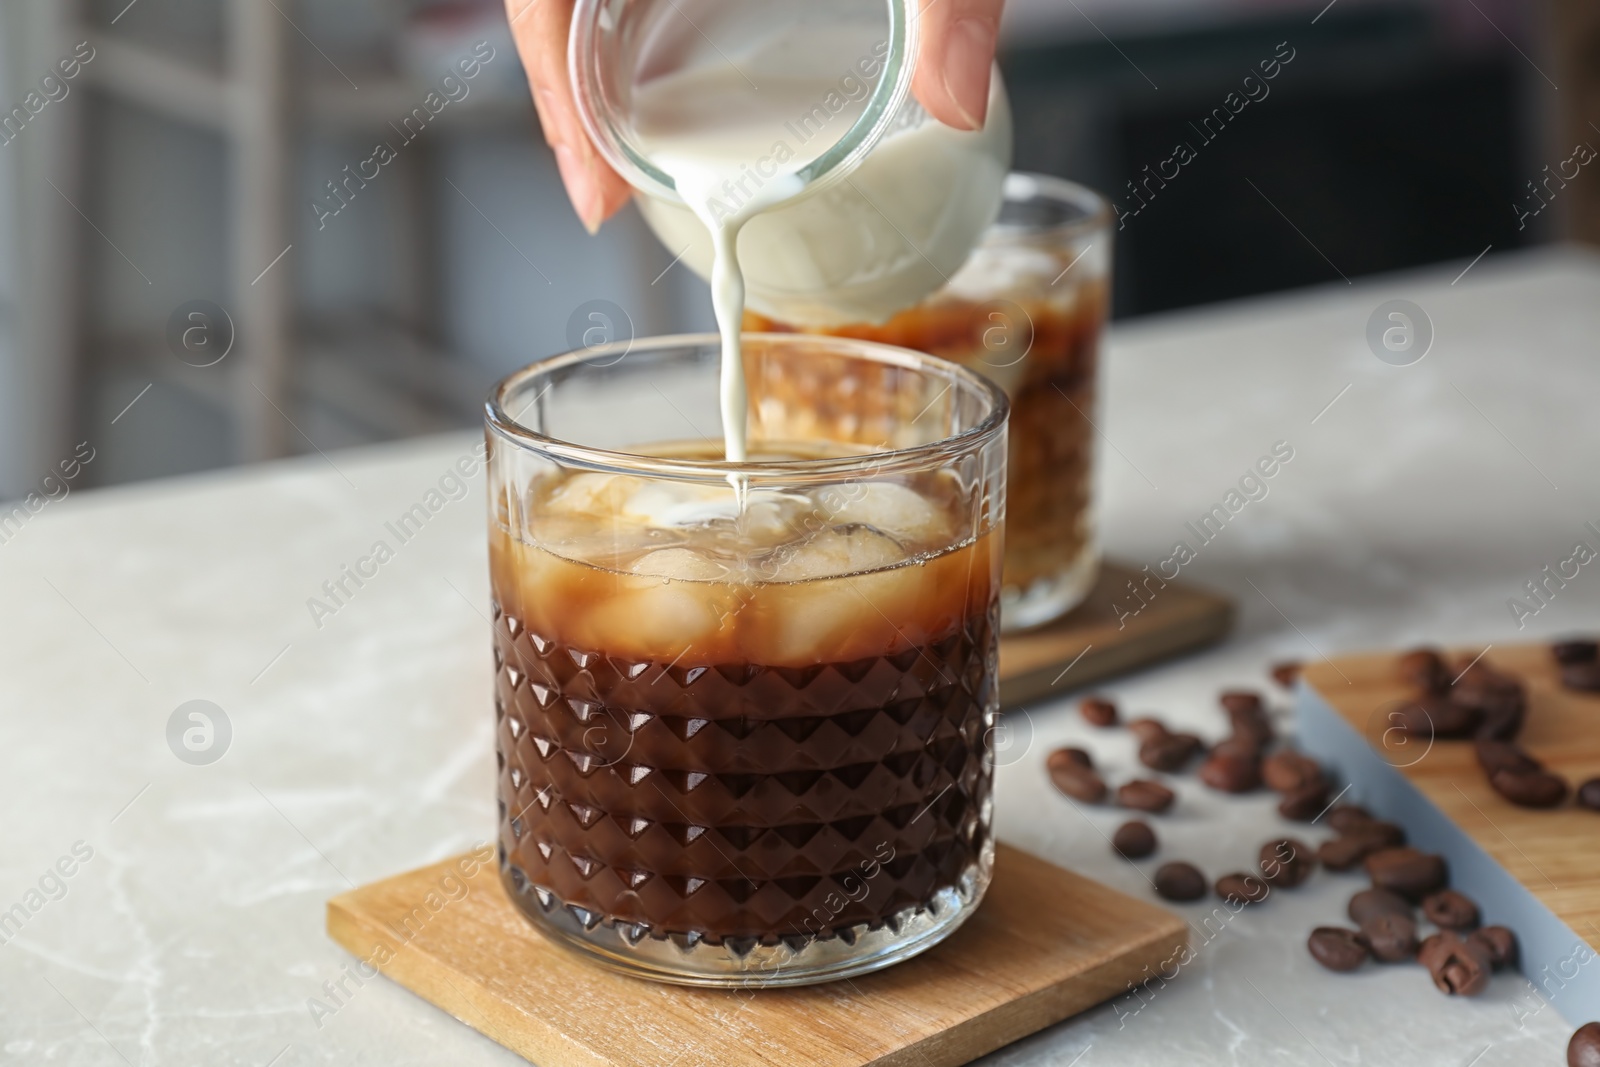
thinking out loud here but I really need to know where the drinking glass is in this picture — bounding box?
[484,333,1008,986]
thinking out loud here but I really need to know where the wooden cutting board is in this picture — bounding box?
[1302,644,1600,944]
[327,843,1187,1067]
[998,560,1233,707]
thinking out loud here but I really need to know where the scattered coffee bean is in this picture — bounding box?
[1048,751,1107,804]
[1216,872,1270,905]
[1326,803,1375,833]
[1365,847,1447,901]
[1418,931,1492,996]
[1117,779,1175,814]
[1398,648,1448,692]
[1553,639,1598,665]
[1474,739,1542,778]
[1127,717,1169,744]
[1562,661,1600,693]
[1452,663,1526,741]
[1307,926,1369,972]
[1346,819,1406,850]
[1578,778,1600,812]
[1278,781,1331,822]
[1211,734,1266,760]
[1570,1023,1600,1067]
[1392,693,1480,739]
[1080,696,1119,727]
[1112,819,1157,859]
[1320,834,1382,872]
[1422,889,1480,930]
[1489,767,1569,808]
[1154,861,1208,902]
[1270,660,1303,689]
[1262,750,1324,793]
[1139,732,1203,772]
[1199,751,1261,793]
[1360,912,1418,962]
[1259,838,1314,889]
[1469,925,1517,969]
[1348,887,1413,925]
[1047,746,1094,771]
[1219,690,1264,716]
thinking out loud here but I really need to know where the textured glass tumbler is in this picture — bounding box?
[748,173,1111,630]
[484,334,1007,987]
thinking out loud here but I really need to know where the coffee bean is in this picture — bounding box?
[1270,660,1303,689]
[1219,690,1264,716]
[1047,746,1094,771]
[1199,752,1261,793]
[1553,639,1599,665]
[1489,768,1569,808]
[1569,1022,1600,1067]
[1452,665,1526,741]
[1112,819,1157,859]
[1211,734,1266,761]
[1422,889,1480,930]
[1563,661,1600,693]
[1258,838,1314,888]
[1048,758,1107,804]
[1080,696,1119,727]
[1578,778,1600,812]
[1365,847,1447,900]
[1154,861,1207,901]
[1474,739,1542,778]
[1418,931,1492,996]
[1360,912,1418,962]
[1346,819,1406,850]
[1139,733,1203,772]
[1230,717,1275,752]
[1398,648,1448,692]
[1348,887,1412,925]
[1320,834,1381,872]
[1392,693,1481,739]
[1469,925,1516,969]
[1307,926,1369,972]
[1325,803,1375,833]
[1127,717,1169,744]
[1118,779,1175,814]
[1278,781,1331,821]
[1216,871,1270,905]
[1263,751,1324,793]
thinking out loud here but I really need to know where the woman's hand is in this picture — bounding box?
[504,0,1006,232]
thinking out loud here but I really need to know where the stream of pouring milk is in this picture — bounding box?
[632,62,846,465]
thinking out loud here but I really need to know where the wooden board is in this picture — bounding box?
[327,843,1187,1067]
[1303,644,1600,943]
[998,560,1234,707]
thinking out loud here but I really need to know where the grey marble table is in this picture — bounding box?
[2,245,1595,1065]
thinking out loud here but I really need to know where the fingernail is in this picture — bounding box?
[941,17,996,131]
[554,143,604,234]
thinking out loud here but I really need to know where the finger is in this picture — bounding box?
[911,0,1005,131]
[504,0,633,232]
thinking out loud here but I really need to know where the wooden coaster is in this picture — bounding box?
[327,843,1187,1067]
[998,560,1234,707]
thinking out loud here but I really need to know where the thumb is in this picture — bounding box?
[911,0,1005,131]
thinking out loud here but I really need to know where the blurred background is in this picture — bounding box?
[0,0,1585,495]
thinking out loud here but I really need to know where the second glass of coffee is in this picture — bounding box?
[486,333,1008,987]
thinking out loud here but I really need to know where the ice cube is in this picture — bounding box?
[622,482,737,526]
[764,524,907,582]
[744,562,926,665]
[546,472,644,517]
[816,482,951,548]
[581,578,733,660]
[630,547,730,582]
